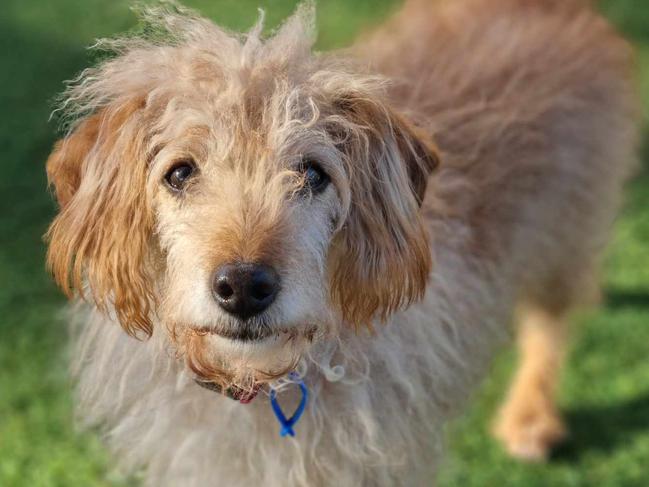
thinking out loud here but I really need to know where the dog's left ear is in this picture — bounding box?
[327,92,440,328]
[45,97,155,338]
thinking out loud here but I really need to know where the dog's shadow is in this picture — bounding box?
[549,288,649,462]
[604,289,649,310]
[551,391,649,462]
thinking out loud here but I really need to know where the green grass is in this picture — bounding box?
[0,1,647,485]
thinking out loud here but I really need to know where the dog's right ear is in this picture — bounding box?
[46,97,156,338]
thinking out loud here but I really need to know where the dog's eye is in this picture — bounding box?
[165,161,196,192]
[299,159,329,194]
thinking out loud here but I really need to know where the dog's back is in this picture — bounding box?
[360,0,639,460]
[363,0,638,304]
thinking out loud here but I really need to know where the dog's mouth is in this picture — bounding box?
[181,322,319,402]
[214,324,286,342]
[194,323,318,344]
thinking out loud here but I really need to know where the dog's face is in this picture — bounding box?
[45,6,438,390]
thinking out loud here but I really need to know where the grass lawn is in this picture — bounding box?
[1,1,647,485]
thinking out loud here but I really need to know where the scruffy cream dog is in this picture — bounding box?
[45,0,638,485]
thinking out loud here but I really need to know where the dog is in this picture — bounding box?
[45,0,639,485]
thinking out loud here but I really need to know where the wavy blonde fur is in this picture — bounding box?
[46,0,638,484]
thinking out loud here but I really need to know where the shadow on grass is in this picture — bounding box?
[552,392,649,462]
[638,128,649,174]
[604,288,649,309]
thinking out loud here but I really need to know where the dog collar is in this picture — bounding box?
[269,372,308,437]
[195,372,308,437]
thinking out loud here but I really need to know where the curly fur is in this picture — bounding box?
[46,0,638,484]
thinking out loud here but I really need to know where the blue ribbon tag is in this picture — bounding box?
[269,373,308,437]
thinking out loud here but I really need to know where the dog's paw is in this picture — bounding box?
[492,405,567,462]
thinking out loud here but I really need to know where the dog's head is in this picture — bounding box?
[46,4,438,391]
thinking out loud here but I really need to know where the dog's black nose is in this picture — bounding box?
[211,263,280,320]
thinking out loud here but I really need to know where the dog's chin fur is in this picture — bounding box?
[175,325,317,389]
[166,310,330,390]
[48,0,639,485]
